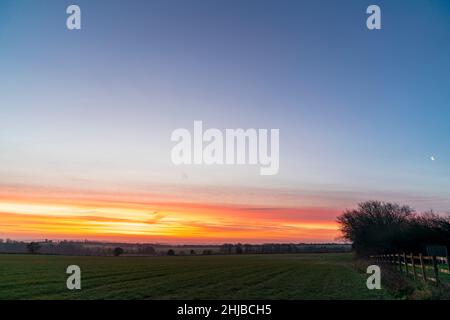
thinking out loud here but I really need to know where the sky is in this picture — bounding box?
[0,0,449,243]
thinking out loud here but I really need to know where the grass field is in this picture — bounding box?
[0,253,392,300]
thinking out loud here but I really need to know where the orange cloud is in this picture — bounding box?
[0,184,341,243]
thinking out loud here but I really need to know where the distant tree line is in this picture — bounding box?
[219,243,351,255]
[0,240,156,256]
[337,200,450,256]
[0,239,351,256]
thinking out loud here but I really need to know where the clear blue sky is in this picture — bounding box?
[1,0,450,213]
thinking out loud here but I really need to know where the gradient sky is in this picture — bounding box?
[1,0,449,243]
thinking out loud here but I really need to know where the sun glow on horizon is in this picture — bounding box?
[0,186,341,244]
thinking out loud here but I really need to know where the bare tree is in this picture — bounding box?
[26,242,41,254]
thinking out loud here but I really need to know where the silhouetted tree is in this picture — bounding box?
[113,247,124,256]
[220,243,233,254]
[337,201,413,255]
[190,249,196,255]
[404,211,450,253]
[337,201,450,256]
[139,246,156,255]
[26,242,41,254]
[167,249,175,256]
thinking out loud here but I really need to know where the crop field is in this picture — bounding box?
[0,253,392,300]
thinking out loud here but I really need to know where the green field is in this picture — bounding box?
[0,253,392,300]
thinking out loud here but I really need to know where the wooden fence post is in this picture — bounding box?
[403,253,408,275]
[398,254,402,273]
[411,253,416,280]
[431,256,439,286]
[419,253,426,281]
[446,255,450,272]
[394,254,397,271]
